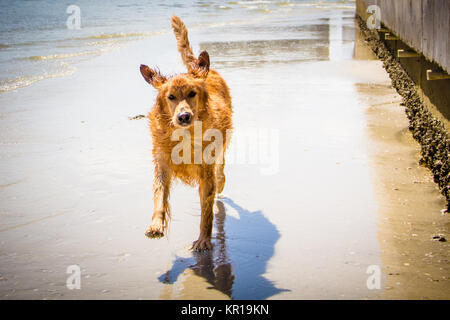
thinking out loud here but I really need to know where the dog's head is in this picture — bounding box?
[140,51,210,128]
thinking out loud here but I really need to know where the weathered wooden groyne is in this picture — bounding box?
[356,0,450,211]
[356,0,450,74]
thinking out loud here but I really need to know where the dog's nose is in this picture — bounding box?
[177,112,191,124]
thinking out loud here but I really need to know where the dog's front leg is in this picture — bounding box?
[145,164,171,238]
[192,166,216,251]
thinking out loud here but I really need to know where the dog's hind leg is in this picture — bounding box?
[192,166,216,251]
[214,144,226,195]
[215,163,226,195]
[145,165,171,238]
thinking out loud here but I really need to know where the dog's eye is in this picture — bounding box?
[168,94,175,100]
[188,91,196,98]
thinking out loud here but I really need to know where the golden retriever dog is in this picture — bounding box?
[139,16,232,251]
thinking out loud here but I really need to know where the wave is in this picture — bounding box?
[0,64,76,93]
[224,0,355,14]
[236,0,274,4]
[73,30,166,41]
[276,0,355,9]
[1,30,169,93]
[27,52,93,61]
[23,45,120,61]
[2,30,168,50]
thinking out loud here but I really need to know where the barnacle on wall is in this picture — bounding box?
[356,16,450,211]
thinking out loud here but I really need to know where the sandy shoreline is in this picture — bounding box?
[0,8,448,299]
[355,17,450,298]
[356,17,450,212]
[365,91,450,298]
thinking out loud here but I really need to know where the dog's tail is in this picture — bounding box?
[171,15,196,69]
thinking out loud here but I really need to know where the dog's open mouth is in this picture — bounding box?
[177,121,192,127]
[175,121,193,128]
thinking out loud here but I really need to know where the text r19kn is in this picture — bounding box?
[226,304,269,315]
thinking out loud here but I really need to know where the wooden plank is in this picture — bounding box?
[385,33,399,40]
[422,0,434,64]
[398,49,421,58]
[357,0,449,73]
[446,0,450,73]
[382,0,423,54]
[421,0,450,73]
[407,0,423,53]
[427,70,450,80]
[433,1,440,66]
[379,0,395,32]
[436,0,449,72]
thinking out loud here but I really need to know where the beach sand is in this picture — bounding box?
[0,6,448,299]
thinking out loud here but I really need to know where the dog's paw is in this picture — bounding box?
[191,238,212,251]
[145,221,165,239]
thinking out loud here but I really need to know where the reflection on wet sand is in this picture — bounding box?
[247,23,331,34]
[353,20,376,60]
[200,14,356,69]
[200,22,332,68]
[201,39,329,68]
[159,200,234,298]
[159,198,288,299]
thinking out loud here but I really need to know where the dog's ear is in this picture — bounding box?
[140,64,167,89]
[189,51,210,79]
[197,51,210,73]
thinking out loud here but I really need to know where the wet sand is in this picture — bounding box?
[0,8,448,299]
[363,84,450,298]
[355,19,450,298]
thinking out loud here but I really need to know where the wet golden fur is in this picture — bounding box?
[140,15,232,251]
